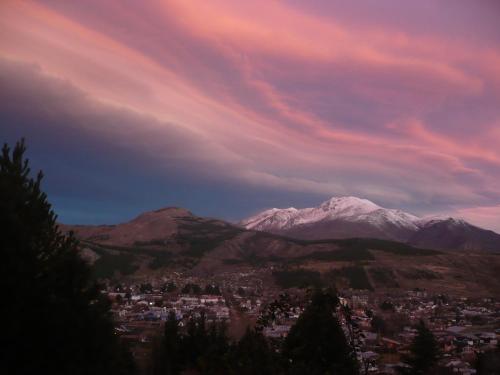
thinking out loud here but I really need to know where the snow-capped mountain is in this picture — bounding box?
[241,196,420,240]
[240,197,500,251]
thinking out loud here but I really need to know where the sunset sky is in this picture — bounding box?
[1,0,500,231]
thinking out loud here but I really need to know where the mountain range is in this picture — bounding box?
[240,196,500,252]
[61,204,500,296]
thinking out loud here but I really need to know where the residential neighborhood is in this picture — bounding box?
[104,271,500,373]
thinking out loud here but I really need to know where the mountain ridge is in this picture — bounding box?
[240,197,500,252]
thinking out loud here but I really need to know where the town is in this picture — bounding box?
[105,270,500,374]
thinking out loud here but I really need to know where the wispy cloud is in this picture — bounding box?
[1,0,499,228]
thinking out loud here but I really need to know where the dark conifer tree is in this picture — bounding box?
[148,312,182,375]
[198,322,230,374]
[182,315,198,366]
[403,320,440,374]
[163,311,182,374]
[181,313,210,369]
[166,281,177,292]
[283,289,358,375]
[0,139,135,375]
[156,312,231,374]
[371,315,387,335]
[228,327,281,375]
[475,341,500,375]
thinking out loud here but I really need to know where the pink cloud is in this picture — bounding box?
[1,0,500,217]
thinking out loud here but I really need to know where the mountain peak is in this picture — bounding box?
[241,197,500,251]
[319,196,381,213]
[241,196,420,238]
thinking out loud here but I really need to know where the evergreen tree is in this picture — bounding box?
[475,342,500,375]
[204,284,221,295]
[198,322,230,374]
[228,327,281,375]
[371,315,386,335]
[0,139,135,375]
[166,281,177,292]
[182,283,202,295]
[283,289,358,375]
[148,312,183,375]
[256,293,292,330]
[154,312,231,374]
[181,312,210,368]
[140,282,153,294]
[163,311,182,374]
[403,320,440,374]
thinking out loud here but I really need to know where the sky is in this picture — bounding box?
[1,0,500,232]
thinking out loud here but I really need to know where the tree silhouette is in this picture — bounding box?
[149,311,183,375]
[475,341,500,375]
[197,321,230,374]
[402,320,440,374]
[149,311,232,374]
[228,327,281,375]
[283,289,358,375]
[0,139,135,374]
[148,290,362,374]
[164,311,182,374]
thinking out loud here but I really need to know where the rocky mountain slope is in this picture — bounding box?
[240,197,500,252]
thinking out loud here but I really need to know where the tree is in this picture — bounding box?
[402,320,440,374]
[228,328,281,375]
[283,289,358,375]
[182,283,202,295]
[380,300,395,311]
[166,281,177,292]
[0,139,135,374]
[371,315,387,335]
[475,342,500,375]
[181,312,210,368]
[152,312,231,374]
[140,282,153,294]
[198,322,230,374]
[157,311,182,375]
[256,293,292,330]
[125,290,132,301]
[116,294,124,304]
[204,283,221,295]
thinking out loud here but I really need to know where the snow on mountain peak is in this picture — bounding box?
[241,196,421,231]
[239,198,499,249]
[239,207,299,231]
[319,196,381,215]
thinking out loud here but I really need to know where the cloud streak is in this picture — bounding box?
[1,0,499,230]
